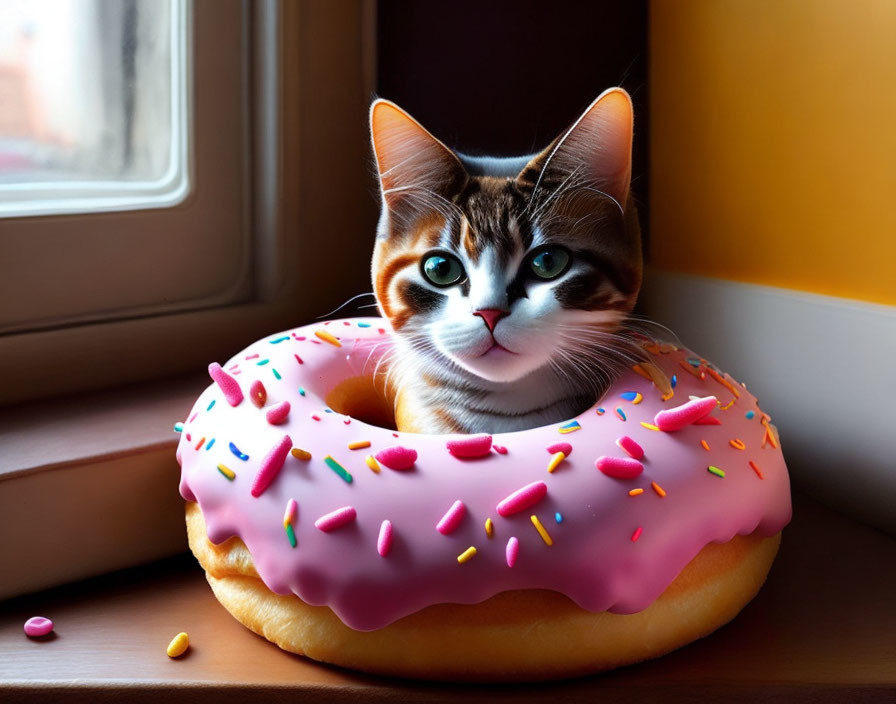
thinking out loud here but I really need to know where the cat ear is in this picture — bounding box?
[520,87,633,212]
[370,99,467,210]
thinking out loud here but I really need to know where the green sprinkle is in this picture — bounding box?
[173,422,184,433]
[707,465,726,478]
[217,464,236,480]
[324,455,353,484]
[272,368,282,380]
[256,359,270,366]
[207,399,216,411]
[285,523,297,548]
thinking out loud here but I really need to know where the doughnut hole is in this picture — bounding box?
[325,376,397,431]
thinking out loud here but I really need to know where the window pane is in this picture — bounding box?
[0,0,188,216]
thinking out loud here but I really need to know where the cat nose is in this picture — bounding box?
[473,308,508,332]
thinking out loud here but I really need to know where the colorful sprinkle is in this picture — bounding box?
[530,515,553,546]
[272,368,282,380]
[701,440,711,451]
[595,456,644,479]
[505,537,519,567]
[558,420,581,434]
[375,446,417,470]
[749,460,764,479]
[446,434,492,458]
[640,422,661,431]
[246,353,259,360]
[616,436,644,460]
[496,481,548,517]
[166,632,190,658]
[615,407,627,421]
[629,488,644,496]
[265,400,291,425]
[314,506,356,532]
[485,517,494,538]
[707,465,726,478]
[554,512,563,524]
[311,414,321,421]
[651,481,667,497]
[694,415,722,426]
[671,374,677,388]
[707,366,741,401]
[194,436,206,451]
[24,616,54,638]
[323,455,353,484]
[457,546,477,564]
[546,442,572,456]
[216,464,235,480]
[365,455,381,473]
[314,329,342,347]
[298,386,306,396]
[205,438,216,450]
[654,396,718,431]
[348,440,371,450]
[295,354,304,365]
[596,407,606,415]
[283,498,298,528]
[249,380,267,407]
[173,422,184,433]
[620,391,643,404]
[631,526,643,542]
[746,410,755,419]
[729,438,746,450]
[358,321,371,328]
[290,447,311,461]
[285,523,297,548]
[377,520,393,557]
[547,451,566,473]
[492,444,508,455]
[208,362,243,406]
[206,399,216,412]
[256,359,270,366]
[250,435,292,497]
[437,500,467,535]
[270,335,291,344]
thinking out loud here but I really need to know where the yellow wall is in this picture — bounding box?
[649,0,896,305]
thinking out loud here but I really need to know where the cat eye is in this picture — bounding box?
[421,252,465,287]
[529,246,571,280]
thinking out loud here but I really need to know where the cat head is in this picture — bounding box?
[369,88,642,384]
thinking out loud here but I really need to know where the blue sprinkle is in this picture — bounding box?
[558,420,581,433]
[620,392,638,401]
[272,368,282,380]
[256,359,270,366]
[173,422,184,433]
[270,335,291,344]
[324,408,334,413]
[357,322,371,328]
[596,407,606,415]
[671,374,678,388]
[554,512,563,524]
[746,410,755,419]
[687,357,702,367]
[298,387,306,396]
[205,438,216,450]
[207,399,216,411]
[229,442,249,461]
[616,407,627,421]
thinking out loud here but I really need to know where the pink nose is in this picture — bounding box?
[473,308,508,332]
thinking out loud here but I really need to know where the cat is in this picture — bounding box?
[368,88,643,434]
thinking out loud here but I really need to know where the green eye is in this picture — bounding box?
[422,252,465,287]
[530,247,570,280]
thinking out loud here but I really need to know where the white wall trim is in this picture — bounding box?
[640,270,896,534]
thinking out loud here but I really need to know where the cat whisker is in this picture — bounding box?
[316,291,377,320]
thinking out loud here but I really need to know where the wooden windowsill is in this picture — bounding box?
[1,493,894,702]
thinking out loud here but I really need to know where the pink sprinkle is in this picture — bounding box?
[546,442,572,456]
[654,396,718,431]
[493,444,508,455]
[249,380,267,407]
[228,363,239,370]
[506,537,519,567]
[311,414,321,421]
[250,435,292,497]
[595,455,644,479]
[246,353,259,360]
[378,328,386,334]
[496,481,548,517]
[24,616,54,638]
[631,526,643,542]
[616,436,644,460]
[375,446,417,470]
[343,419,351,424]
[208,363,243,406]
[436,500,466,535]
[188,412,197,424]
[315,506,356,532]
[343,321,350,325]
[294,353,304,365]
[294,335,306,341]
[284,498,298,526]
[266,400,291,425]
[446,434,493,458]
[377,520,393,556]
[694,415,722,426]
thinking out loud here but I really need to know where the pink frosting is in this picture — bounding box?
[177,318,791,631]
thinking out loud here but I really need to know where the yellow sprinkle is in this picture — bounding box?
[701,440,711,451]
[729,438,746,450]
[216,464,235,480]
[290,447,312,461]
[651,481,667,498]
[314,329,342,347]
[547,451,566,473]
[530,515,553,546]
[348,440,371,450]
[485,518,494,538]
[631,392,643,404]
[166,632,189,658]
[629,488,644,496]
[365,454,381,473]
[457,546,477,564]
[640,422,660,431]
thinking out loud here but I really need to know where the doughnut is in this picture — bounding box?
[176,318,791,680]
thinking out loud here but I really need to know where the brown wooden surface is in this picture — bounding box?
[1,492,894,703]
